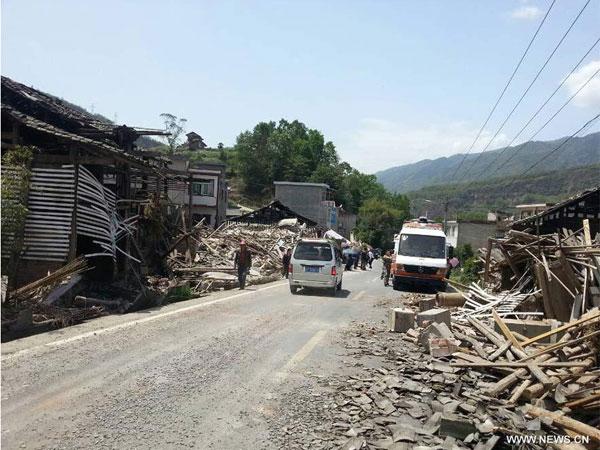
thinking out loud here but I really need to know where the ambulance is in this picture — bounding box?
[391,217,450,292]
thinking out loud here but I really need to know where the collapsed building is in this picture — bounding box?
[0,76,176,290]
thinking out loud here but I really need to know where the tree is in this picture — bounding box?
[217,142,224,150]
[160,113,187,155]
[354,196,410,249]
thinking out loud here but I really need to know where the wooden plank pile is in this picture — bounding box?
[1,257,106,335]
[449,219,600,323]
[165,221,318,294]
[449,307,600,445]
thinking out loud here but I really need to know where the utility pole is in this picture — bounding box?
[443,197,449,233]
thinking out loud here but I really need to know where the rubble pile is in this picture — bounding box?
[165,221,318,295]
[304,297,600,449]
[1,258,105,338]
[449,223,600,322]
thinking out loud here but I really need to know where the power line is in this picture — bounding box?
[448,114,600,209]
[469,38,600,181]
[459,67,600,193]
[458,0,592,182]
[449,0,556,180]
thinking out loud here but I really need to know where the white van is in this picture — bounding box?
[392,218,449,292]
[288,239,343,295]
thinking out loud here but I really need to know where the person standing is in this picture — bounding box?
[282,248,292,278]
[360,248,367,270]
[367,249,374,269]
[234,240,252,289]
[353,246,359,270]
[382,250,393,286]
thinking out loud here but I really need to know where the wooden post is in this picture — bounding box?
[484,238,493,284]
[68,151,79,261]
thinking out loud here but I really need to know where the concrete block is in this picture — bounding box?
[429,338,460,357]
[416,308,451,328]
[418,322,454,348]
[389,308,415,333]
[419,297,437,311]
[439,414,477,439]
[492,318,560,344]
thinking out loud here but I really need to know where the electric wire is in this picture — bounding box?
[468,37,600,181]
[458,0,593,181]
[449,0,556,180]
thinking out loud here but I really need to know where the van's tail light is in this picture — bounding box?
[331,266,337,276]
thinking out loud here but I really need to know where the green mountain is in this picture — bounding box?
[407,164,600,218]
[376,132,600,193]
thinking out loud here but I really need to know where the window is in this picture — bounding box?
[399,234,445,259]
[293,242,333,261]
[192,179,214,196]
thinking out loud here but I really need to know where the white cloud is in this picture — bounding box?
[510,5,543,20]
[564,60,600,108]
[337,118,509,173]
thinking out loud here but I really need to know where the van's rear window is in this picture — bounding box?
[294,243,333,261]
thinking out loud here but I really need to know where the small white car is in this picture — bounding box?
[288,239,343,295]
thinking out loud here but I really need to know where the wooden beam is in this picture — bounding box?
[451,361,589,368]
[492,308,526,354]
[520,310,600,347]
[524,405,600,444]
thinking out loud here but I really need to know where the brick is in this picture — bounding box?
[416,308,451,328]
[429,338,460,357]
[419,297,436,311]
[389,308,415,333]
[418,322,454,348]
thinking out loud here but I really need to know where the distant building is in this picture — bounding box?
[273,181,356,237]
[228,200,320,228]
[446,219,502,250]
[512,187,599,236]
[185,131,207,151]
[514,203,553,220]
[168,156,227,227]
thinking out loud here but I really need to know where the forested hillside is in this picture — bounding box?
[407,164,600,218]
[376,132,600,193]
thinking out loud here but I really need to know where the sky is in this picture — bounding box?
[2,0,599,173]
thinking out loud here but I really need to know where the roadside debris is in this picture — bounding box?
[164,221,318,295]
[279,222,600,448]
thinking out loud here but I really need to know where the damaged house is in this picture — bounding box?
[1,76,172,289]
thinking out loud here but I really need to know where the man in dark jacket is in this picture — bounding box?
[282,248,292,278]
[234,240,252,289]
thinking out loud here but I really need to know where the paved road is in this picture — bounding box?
[2,262,393,449]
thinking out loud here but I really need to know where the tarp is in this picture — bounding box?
[324,229,348,242]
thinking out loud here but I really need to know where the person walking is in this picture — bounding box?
[367,249,374,269]
[353,246,359,270]
[360,248,367,270]
[234,240,252,289]
[282,248,292,279]
[382,250,393,286]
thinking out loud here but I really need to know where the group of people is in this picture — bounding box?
[342,246,375,271]
[235,240,460,291]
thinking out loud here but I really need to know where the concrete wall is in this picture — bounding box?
[457,222,498,250]
[337,211,357,239]
[274,183,327,224]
